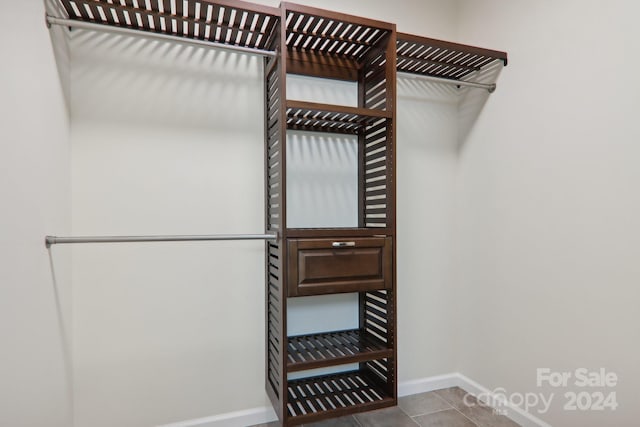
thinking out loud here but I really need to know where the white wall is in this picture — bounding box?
[285,75,359,229]
[69,30,267,427]
[396,78,460,381]
[0,1,72,426]
[455,1,640,426]
[253,0,459,40]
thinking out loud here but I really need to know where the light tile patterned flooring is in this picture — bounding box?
[251,387,521,427]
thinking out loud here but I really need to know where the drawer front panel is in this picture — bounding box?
[287,237,392,296]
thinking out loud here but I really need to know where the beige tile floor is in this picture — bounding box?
[251,387,521,427]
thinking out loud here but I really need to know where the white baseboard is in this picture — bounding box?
[157,373,552,427]
[156,406,277,427]
[398,372,463,396]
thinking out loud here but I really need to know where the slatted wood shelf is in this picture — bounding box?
[59,0,280,50]
[286,369,394,424]
[283,2,393,61]
[396,32,507,80]
[286,100,391,134]
[287,329,392,372]
[282,2,395,80]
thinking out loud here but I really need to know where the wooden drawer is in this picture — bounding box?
[287,237,392,297]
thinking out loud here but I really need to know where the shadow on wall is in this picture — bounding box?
[457,61,504,149]
[397,76,459,153]
[286,131,358,228]
[397,75,461,105]
[47,248,74,422]
[397,61,504,152]
[45,0,72,112]
[69,28,263,130]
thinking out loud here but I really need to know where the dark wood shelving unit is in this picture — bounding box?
[53,2,507,426]
[265,2,397,425]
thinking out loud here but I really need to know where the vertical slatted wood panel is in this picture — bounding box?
[266,238,282,399]
[358,30,395,231]
[362,290,391,343]
[264,15,284,418]
[266,66,282,234]
[362,117,390,229]
[361,290,395,396]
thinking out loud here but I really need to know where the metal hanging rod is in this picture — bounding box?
[397,71,497,93]
[45,15,277,58]
[45,233,277,248]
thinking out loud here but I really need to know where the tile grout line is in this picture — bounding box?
[434,389,521,427]
[396,405,424,427]
[432,389,460,408]
[409,407,461,420]
[404,401,454,419]
[431,388,483,427]
[398,389,455,418]
[454,407,480,427]
[432,391,456,408]
[410,411,422,427]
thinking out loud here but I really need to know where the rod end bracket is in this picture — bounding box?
[488,84,497,93]
[45,236,55,248]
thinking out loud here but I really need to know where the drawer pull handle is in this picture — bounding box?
[332,241,356,247]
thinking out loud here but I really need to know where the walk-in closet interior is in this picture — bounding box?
[41,0,506,425]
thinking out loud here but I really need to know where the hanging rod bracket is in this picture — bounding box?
[45,233,278,248]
